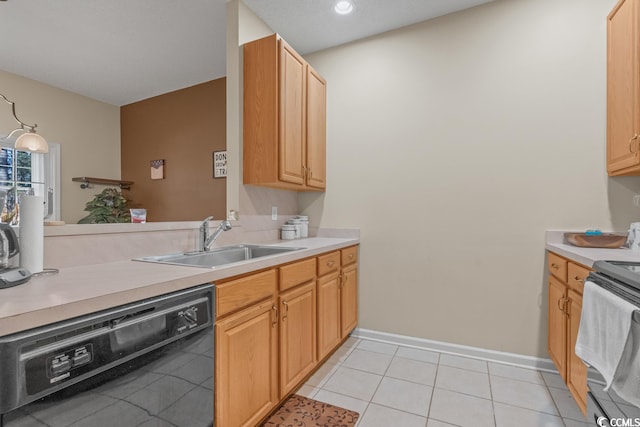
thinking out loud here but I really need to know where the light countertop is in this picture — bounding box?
[0,237,358,337]
[545,230,640,267]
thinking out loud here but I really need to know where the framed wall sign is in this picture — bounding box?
[150,159,165,180]
[213,150,227,178]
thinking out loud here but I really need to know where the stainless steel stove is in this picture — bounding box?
[584,261,640,426]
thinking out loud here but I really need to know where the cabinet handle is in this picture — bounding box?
[630,134,640,153]
[308,169,312,179]
[327,260,335,268]
[272,305,278,328]
[574,276,585,284]
[282,301,289,321]
[349,254,354,260]
[550,263,559,270]
[557,297,567,312]
[338,273,344,288]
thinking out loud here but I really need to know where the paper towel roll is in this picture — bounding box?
[19,195,44,273]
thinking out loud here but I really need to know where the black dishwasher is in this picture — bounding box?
[0,284,214,427]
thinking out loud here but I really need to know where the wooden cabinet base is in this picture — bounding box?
[215,245,359,427]
[546,251,588,415]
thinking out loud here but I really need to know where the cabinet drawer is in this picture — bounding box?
[216,269,277,318]
[568,262,590,294]
[317,251,340,276]
[341,246,358,266]
[548,252,567,282]
[280,258,316,292]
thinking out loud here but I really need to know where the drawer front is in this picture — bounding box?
[548,252,568,282]
[568,262,590,294]
[317,251,340,277]
[216,269,277,318]
[280,258,316,292]
[341,246,358,266]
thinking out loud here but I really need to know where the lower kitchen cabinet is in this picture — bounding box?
[340,251,358,337]
[548,274,567,381]
[215,245,359,426]
[567,287,588,412]
[317,270,342,360]
[546,251,589,414]
[278,258,317,398]
[318,246,359,359]
[215,298,278,427]
[215,270,279,427]
[279,282,317,397]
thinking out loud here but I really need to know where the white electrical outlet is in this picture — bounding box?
[272,206,278,220]
[634,194,640,207]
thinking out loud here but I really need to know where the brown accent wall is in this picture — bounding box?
[121,79,226,222]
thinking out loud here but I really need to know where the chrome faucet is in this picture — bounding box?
[199,217,232,251]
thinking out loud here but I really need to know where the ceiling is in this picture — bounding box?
[0,0,493,107]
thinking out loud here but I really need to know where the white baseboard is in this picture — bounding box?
[351,328,558,373]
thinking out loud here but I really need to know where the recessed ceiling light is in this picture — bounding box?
[334,0,354,15]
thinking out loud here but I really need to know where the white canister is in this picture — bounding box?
[296,215,309,238]
[630,222,640,252]
[287,219,302,239]
[281,224,296,240]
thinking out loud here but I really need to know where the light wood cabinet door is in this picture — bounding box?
[607,0,640,175]
[243,34,327,191]
[548,275,567,381]
[341,263,358,338]
[317,272,342,360]
[215,299,278,427]
[306,65,326,189]
[279,38,306,186]
[567,288,588,414]
[279,282,317,397]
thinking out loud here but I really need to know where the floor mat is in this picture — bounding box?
[261,394,360,427]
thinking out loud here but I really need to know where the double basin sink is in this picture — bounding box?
[135,244,305,268]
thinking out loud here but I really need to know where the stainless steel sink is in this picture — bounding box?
[135,244,305,268]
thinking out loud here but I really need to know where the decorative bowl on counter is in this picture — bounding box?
[564,232,627,249]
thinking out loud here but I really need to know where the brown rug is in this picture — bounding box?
[261,394,360,427]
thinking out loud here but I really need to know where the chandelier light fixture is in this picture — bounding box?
[0,93,48,154]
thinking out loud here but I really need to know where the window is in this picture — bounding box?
[0,140,60,224]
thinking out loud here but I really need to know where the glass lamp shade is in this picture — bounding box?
[15,131,48,153]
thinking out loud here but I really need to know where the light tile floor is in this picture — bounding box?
[296,337,589,427]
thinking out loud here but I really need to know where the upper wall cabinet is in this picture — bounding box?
[243,34,327,191]
[607,0,640,175]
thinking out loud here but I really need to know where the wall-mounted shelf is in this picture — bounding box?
[72,177,134,190]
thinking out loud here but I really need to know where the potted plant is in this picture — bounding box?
[78,188,131,224]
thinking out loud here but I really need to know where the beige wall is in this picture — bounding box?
[226,0,299,231]
[0,70,121,223]
[300,0,638,357]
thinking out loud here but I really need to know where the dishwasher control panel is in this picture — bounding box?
[48,344,93,380]
[6,285,214,406]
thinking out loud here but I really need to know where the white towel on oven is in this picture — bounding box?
[611,314,640,407]
[575,280,639,404]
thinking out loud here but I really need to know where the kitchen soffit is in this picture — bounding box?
[0,0,494,106]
